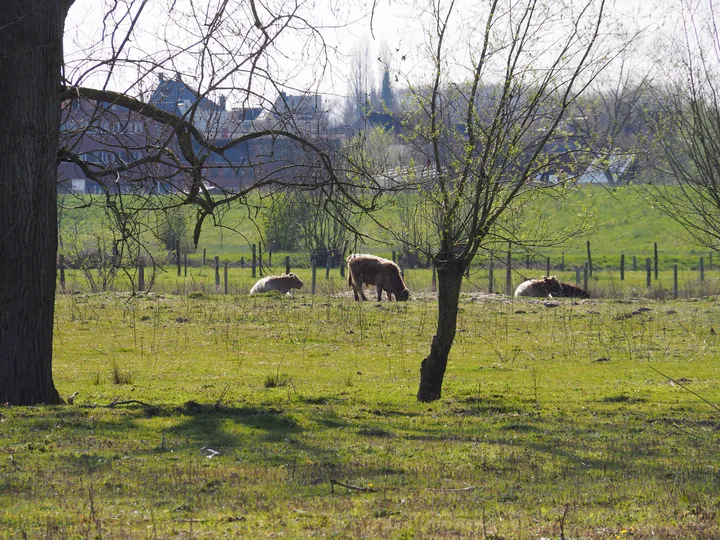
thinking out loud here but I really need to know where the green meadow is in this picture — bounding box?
[2,292,720,538]
[4,185,718,538]
[58,185,714,278]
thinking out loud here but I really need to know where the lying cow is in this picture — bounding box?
[514,276,589,298]
[347,254,410,301]
[249,273,304,295]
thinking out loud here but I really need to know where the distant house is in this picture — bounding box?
[59,98,159,194]
[534,136,585,183]
[350,111,403,135]
[149,73,228,136]
[577,152,635,184]
[271,92,327,135]
[272,92,322,120]
[59,78,336,194]
[227,107,264,134]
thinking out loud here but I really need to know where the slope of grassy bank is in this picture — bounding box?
[1,292,719,537]
[58,185,713,273]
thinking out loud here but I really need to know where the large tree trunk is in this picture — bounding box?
[417,263,464,402]
[0,2,67,404]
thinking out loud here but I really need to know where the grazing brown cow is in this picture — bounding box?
[514,276,589,298]
[249,273,304,294]
[347,254,410,301]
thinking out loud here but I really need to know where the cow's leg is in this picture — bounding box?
[355,284,367,301]
[349,269,367,301]
[356,278,368,300]
[386,290,393,301]
[376,286,384,301]
[351,282,364,301]
[349,278,360,300]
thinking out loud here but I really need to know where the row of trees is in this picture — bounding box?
[3,0,720,405]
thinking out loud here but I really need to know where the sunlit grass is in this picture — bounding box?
[2,292,719,537]
[59,185,716,271]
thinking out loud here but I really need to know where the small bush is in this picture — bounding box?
[111,361,133,385]
[264,373,291,388]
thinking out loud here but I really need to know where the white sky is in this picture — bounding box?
[63,0,674,109]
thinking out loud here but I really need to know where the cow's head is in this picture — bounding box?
[396,288,410,301]
[542,276,562,292]
[285,273,304,289]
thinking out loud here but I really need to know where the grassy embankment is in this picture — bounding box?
[59,185,710,267]
[1,292,719,537]
[57,185,719,298]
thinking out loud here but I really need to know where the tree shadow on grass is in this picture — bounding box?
[10,393,718,490]
[17,402,316,474]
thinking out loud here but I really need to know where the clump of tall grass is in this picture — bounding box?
[110,360,133,385]
[264,373,291,388]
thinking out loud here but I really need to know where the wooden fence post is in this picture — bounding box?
[326,253,332,279]
[340,250,346,277]
[59,254,66,292]
[654,242,659,280]
[505,242,512,296]
[392,251,396,263]
[633,255,637,271]
[176,239,181,277]
[202,248,206,266]
[258,244,263,277]
[251,244,256,278]
[700,257,705,281]
[586,240,593,276]
[214,256,220,291]
[311,257,317,294]
[526,254,531,270]
[575,266,581,287]
[583,261,589,292]
[269,250,272,265]
[561,252,565,273]
[184,254,187,277]
[488,259,494,293]
[138,257,144,292]
[673,264,678,299]
[620,254,625,281]
[224,261,228,295]
[546,257,550,278]
[285,256,290,275]
[646,258,652,288]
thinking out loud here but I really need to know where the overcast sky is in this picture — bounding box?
[63,0,673,108]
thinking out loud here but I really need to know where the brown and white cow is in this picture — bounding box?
[347,254,410,301]
[249,273,304,294]
[514,276,589,298]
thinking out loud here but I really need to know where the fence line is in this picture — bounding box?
[55,248,719,298]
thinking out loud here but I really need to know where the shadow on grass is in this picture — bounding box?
[12,391,717,489]
[22,402,313,473]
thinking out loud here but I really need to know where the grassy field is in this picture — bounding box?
[58,185,717,276]
[2,291,720,538]
[58,260,720,301]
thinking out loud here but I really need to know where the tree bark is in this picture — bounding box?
[0,2,66,404]
[417,263,464,402]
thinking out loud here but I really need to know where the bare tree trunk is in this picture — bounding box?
[417,263,464,402]
[0,2,67,404]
